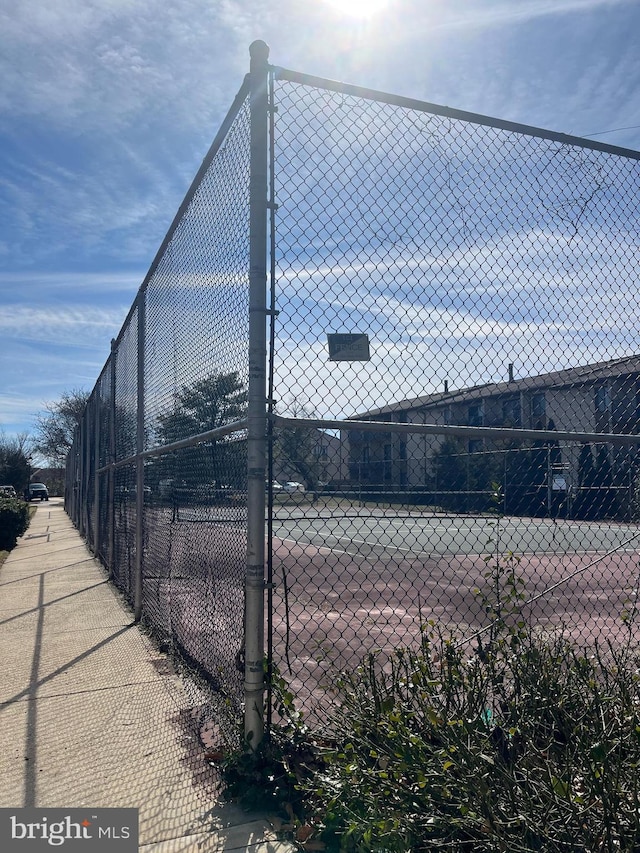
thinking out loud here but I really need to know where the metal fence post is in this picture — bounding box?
[93,391,101,557]
[109,341,117,579]
[245,39,270,748]
[547,445,552,518]
[134,296,145,621]
[78,405,89,537]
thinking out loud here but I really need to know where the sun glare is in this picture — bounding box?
[324,0,390,19]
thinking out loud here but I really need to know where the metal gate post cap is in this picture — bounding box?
[250,40,270,62]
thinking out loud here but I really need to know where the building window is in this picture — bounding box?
[595,386,611,413]
[383,444,392,481]
[502,397,521,426]
[468,403,483,427]
[531,393,546,420]
[608,383,638,434]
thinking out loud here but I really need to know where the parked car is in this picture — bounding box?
[0,485,17,498]
[28,483,49,501]
[267,480,284,492]
[283,481,306,493]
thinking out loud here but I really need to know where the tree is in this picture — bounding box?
[502,442,540,516]
[154,372,248,490]
[574,443,596,520]
[157,372,247,441]
[431,438,468,512]
[273,400,323,492]
[593,444,617,518]
[33,389,90,466]
[0,432,31,494]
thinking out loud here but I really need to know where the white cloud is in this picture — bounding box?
[0,0,247,130]
[0,270,142,293]
[1,0,640,442]
[423,0,632,31]
[0,336,107,435]
[0,305,126,346]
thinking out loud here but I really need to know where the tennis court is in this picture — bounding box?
[269,504,640,714]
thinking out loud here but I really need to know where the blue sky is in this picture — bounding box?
[2,0,640,441]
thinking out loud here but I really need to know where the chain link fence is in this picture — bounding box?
[66,78,252,735]
[67,44,640,740]
[268,68,640,717]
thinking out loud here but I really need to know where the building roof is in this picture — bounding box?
[353,353,640,420]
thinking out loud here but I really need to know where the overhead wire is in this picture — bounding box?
[581,124,640,138]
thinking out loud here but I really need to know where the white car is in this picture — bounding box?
[283,481,305,493]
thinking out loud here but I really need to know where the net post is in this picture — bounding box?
[245,39,270,749]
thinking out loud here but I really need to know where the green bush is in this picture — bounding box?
[222,629,640,852]
[221,540,640,851]
[0,495,31,551]
[300,630,640,852]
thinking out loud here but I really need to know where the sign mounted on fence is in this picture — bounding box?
[327,334,371,361]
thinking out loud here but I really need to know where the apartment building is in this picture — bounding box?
[348,354,640,517]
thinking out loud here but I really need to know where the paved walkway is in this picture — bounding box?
[0,499,295,852]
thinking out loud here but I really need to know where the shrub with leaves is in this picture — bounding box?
[0,494,30,551]
[221,625,640,851]
[303,628,640,852]
[302,535,640,851]
[221,540,640,852]
[220,666,324,823]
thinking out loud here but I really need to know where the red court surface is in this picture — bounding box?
[270,530,640,715]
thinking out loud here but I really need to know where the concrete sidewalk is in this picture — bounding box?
[0,499,295,852]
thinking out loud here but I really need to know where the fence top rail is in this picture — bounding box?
[96,418,249,474]
[271,414,640,446]
[273,66,640,162]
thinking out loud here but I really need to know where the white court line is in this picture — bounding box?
[273,520,640,557]
[274,532,640,562]
[277,531,438,557]
[338,535,433,556]
[275,536,369,560]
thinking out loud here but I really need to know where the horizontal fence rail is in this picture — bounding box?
[95,420,249,474]
[273,413,640,446]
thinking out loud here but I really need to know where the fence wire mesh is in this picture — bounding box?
[112,308,138,602]
[66,54,640,739]
[67,87,251,732]
[268,72,640,717]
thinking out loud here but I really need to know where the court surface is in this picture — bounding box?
[268,506,640,714]
[146,501,640,715]
[271,509,640,558]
